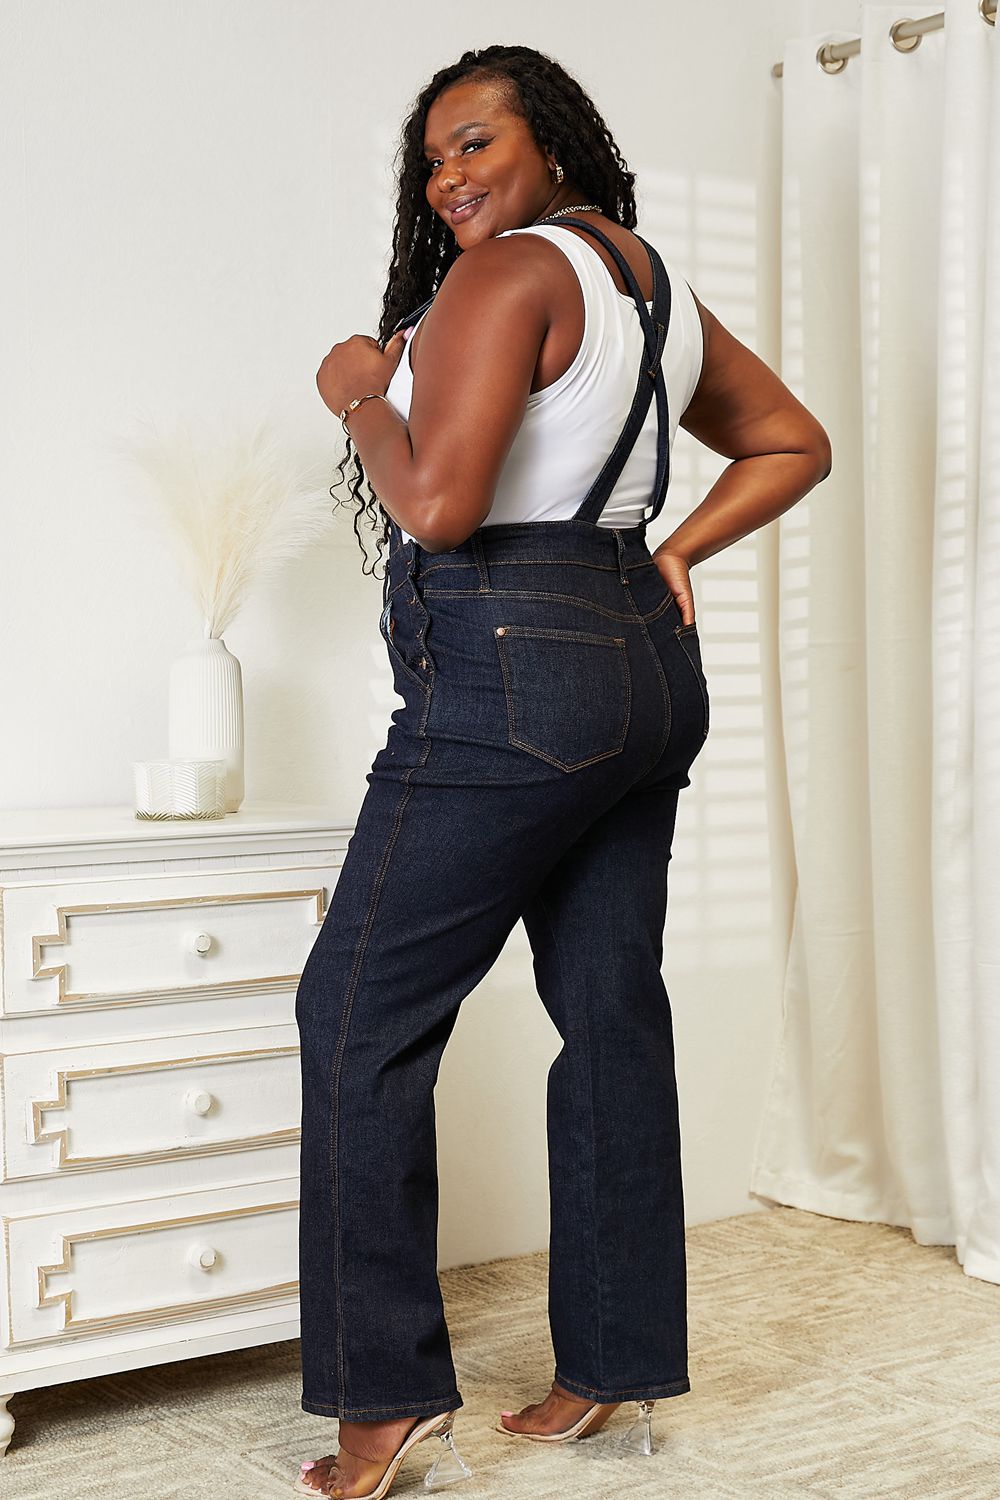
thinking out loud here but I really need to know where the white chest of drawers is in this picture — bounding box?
[0,802,353,1454]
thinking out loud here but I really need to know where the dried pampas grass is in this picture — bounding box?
[116,413,335,639]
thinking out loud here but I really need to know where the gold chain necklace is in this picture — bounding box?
[533,202,603,223]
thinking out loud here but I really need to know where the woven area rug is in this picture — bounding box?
[4,1206,998,1498]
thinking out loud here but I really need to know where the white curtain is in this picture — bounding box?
[749,1,1000,1284]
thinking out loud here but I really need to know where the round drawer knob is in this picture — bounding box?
[186,1089,215,1116]
[188,1245,218,1270]
[193,932,213,956]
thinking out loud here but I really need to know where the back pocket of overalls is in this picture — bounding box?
[494,624,631,772]
[674,622,709,739]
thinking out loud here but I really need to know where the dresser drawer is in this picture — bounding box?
[1,865,334,1017]
[2,1026,300,1182]
[3,1178,299,1346]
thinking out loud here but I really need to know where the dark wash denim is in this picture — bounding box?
[295,221,710,1421]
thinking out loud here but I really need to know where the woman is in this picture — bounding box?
[295,43,831,1500]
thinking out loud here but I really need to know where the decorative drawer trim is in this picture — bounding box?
[31,888,326,1006]
[4,1193,300,1345]
[26,1045,300,1173]
[38,1200,298,1338]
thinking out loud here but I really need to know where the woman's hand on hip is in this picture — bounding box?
[652,548,696,626]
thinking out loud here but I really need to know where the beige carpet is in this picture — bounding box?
[3,1206,999,1498]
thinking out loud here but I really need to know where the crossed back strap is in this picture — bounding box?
[548,218,672,526]
[389,217,674,526]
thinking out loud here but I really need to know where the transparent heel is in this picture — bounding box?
[617,1399,656,1456]
[423,1413,473,1489]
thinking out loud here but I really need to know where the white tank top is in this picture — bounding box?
[384,224,704,543]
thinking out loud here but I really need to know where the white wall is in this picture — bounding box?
[1,0,822,1262]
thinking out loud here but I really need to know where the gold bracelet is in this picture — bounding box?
[340,392,390,438]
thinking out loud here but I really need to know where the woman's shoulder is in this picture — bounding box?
[405,234,553,369]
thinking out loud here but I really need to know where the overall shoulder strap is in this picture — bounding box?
[389,292,437,337]
[545,218,672,526]
[388,222,675,528]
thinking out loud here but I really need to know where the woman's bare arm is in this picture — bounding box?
[342,237,551,552]
[657,293,832,570]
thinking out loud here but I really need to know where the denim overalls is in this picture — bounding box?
[295,220,710,1422]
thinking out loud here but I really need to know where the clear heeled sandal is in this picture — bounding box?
[295,1408,471,1499]
[495,1392,658,1453]
[423,1412,473,1489]
[617,1399,657,1455]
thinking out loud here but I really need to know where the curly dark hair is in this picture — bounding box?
[331,43,639,576]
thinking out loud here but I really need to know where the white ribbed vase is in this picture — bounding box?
[168,636,245,812]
